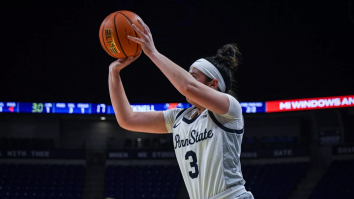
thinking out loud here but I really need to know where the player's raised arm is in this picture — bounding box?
[128,20,237,115]
[108,53,168,134]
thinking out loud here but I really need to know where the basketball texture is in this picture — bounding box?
[99,10,143,59]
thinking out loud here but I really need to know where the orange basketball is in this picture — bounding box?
[99,10,143,59]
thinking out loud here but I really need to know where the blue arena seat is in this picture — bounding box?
[105,163,309,199]
[242,162,308,199]
[0,164,84,199]
[309,159,354,199]
[105,165,181,199]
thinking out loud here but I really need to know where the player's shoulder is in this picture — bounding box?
[225,93,241,107]
[222,94,242,117]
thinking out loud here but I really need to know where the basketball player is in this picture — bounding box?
[108,19,254,199]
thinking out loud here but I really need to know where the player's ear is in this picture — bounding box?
[208,79,219,90]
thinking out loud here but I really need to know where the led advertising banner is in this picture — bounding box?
[240,102,266,113]
[332,144,354,155]
[0,102,19,113]
[0,95,352,114]
[107,103,192,114]
[266,95,354,112]
[0,102,266,114]
[0,102,192,114]
[53,103,91,114]
[0,149,85,159]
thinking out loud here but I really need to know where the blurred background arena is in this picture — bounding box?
[1,0,354,199]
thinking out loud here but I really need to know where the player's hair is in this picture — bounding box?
[204,43,242,98]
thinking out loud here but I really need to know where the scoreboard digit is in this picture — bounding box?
[32,103,44,113]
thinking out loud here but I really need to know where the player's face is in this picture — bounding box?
[189,67,209,84]
[186,68,214,107]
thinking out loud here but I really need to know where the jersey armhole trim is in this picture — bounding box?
[208,110,244,134]
[175,108,188,120]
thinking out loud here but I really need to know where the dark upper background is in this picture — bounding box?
[2,0,354,104]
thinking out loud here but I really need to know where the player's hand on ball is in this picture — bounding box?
[109,52,141,74]
[127,19,157,57]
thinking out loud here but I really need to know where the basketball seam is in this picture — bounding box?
[102,14,115,57]
[118,12,140,56]
[114,12,128,58]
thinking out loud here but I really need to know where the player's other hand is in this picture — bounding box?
[127,19,157,57]
[109,52,141,74]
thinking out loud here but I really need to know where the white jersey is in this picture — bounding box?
[163,94,247,199]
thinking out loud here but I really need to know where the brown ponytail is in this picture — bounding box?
[204,43,242,98]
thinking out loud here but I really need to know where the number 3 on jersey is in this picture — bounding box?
[185,150,199,179]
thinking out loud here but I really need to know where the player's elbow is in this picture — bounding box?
[119,121,137,131]
[118,120,130,130]
[116,116,135,131]
[180,82,198,97]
